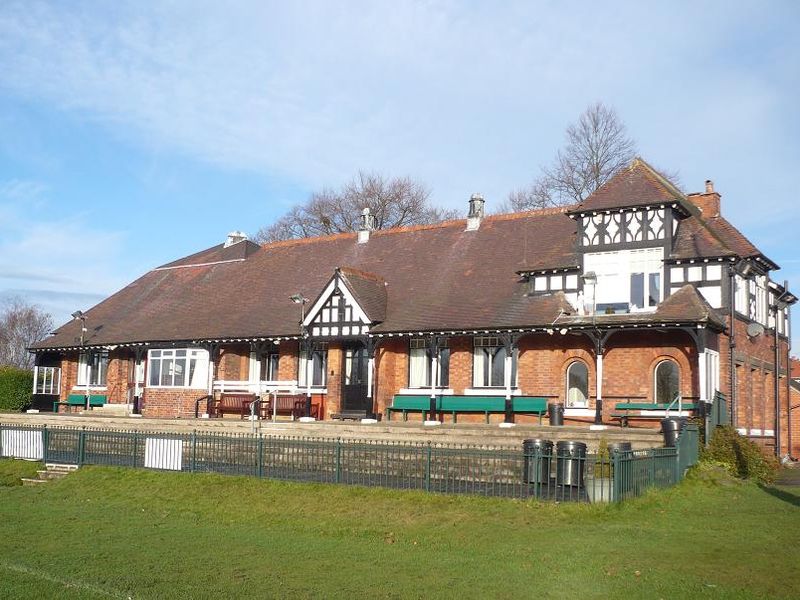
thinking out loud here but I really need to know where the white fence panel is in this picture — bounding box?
[1,429,43,460]
[144,438,183,471]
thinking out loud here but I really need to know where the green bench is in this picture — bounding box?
[385,395,440,421]
[386,395,549,424]
[611,402,697,427]
[54,394,107,413]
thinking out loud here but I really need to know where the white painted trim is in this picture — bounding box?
[303,275,370,328]
[154,258,245,271]
[564,408,595,417]
[463,388,521,396]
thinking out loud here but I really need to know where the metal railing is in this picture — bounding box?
[0,422,699,503]
[708,392,729,443]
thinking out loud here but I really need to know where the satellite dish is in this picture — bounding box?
[746,322,764,338]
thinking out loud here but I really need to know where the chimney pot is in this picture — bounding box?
[357,207,375,243]
[466,193,485,231]
[224,231,248,247]
[705,180,714,193]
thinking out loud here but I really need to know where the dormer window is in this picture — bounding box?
[584,248,663,314]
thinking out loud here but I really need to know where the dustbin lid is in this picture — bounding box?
[523,438,553,449]
[556,440,587,450]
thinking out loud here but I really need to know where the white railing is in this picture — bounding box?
[212,379,300,395]
[665,394,682,418]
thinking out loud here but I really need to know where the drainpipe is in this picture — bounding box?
[773,309,781,457]
[728,266,737,427]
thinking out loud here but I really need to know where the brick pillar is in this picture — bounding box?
[326,343,343,418]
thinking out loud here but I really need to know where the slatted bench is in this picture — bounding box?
[440,396,505,423]
[512,397,549,424]
[209,393,257,419]
[611,402,697,427]
[262,393,311,420]
[386,395,439,421]
[53,394,107,413]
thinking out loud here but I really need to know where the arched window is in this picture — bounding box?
[566,361,589,407]
[654,360,680,404]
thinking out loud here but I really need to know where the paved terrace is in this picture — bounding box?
[0,413,663,452]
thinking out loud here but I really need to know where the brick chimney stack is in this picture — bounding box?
[687,179,721,218]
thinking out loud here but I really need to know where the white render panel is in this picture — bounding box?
[688,266,703,282]
[697,285,722,308]
[565,274,578,288]
[534,276,547,291]
[671,267,684,283]
[706,265,722,280]
[550,276,563,290]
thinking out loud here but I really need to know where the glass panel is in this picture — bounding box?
[655,361,680,403]
[648,273,660,306]
[149,360,161,386]
[312,351,326,386]
[267,353,279,380]
[490,346,506,387]
[439,348,450,388]
[409,346,429,387]
[567,362,588,407]
[630,272,644,309]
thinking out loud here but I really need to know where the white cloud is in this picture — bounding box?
[0,179,129,326]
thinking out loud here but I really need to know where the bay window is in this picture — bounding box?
[408,338,450,388]
[148,349,209,388]
[584,247,663,313]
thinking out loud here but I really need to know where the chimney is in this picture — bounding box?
[686,179,721,218]
[465,193,485,231]
[224,231,248,247]
[357,207,376,244]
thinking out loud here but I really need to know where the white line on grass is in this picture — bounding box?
[0,561,131,599]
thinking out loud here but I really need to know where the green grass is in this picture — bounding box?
[0,458,40,486]
[0,460,797,599]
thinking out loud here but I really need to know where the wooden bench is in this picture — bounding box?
[209,393,257,419]
[53,394,106,413]
[440,396,505,423]
[512,397,549,424]
[261,393,312,420]
[611,402,697,427]
[385,395,439,421]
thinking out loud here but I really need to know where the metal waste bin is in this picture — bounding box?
[522,439,553,484]
[660,418,687,447]
[607,441,632,455]
[548,402,564,426]
[556,440,586,486]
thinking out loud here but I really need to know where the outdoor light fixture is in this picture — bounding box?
[290,293,313,418]
[581,271,598,285]
[72,309,90,410]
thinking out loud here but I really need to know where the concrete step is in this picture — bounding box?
[21,478,47,486]
[45,463,79,471]
[37,470,70,480]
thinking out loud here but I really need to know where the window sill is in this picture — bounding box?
[463,388,521,396]
[564,407,593,416]
[72,386,108,391]
[146,386,208,390]
[297,387,327,394]
[399,388,454,395]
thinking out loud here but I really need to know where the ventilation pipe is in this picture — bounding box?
[358,207,376,244]
[466,193,485,231]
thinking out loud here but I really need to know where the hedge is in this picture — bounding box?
[0,367,33,411]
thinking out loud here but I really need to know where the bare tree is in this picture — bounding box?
[0,297,53,370]
[504,102,638,212]
[254,172,459,243]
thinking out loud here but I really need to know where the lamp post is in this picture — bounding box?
[581,272,602,424]
[771,286,797,458]
[290,294,311,417]
[71,310,89,410]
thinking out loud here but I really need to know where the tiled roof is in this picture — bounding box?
[572,158,688,213]
[32,159,770,349]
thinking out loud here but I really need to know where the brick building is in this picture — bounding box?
[30,160,798,456]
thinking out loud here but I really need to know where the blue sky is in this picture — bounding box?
[0,1,798,349]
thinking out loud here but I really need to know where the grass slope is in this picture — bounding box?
[0,460,797,599]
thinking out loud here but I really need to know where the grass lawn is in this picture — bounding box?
[0,459,797,599]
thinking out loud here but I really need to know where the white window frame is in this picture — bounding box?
[565,360,589,408]
[408,338,450,389]
[299,342,328,388]
[472,337,517,388]
[653,359,680,404]
[76,350,108,388]
[147,348,209,389]
[33,366,61,395]
[249,351,280,384]
[705,350,720,401]
[584,247,663,313]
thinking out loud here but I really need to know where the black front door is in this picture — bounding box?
[342,343,370,415]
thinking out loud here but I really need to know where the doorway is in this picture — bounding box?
[342,342,370,416]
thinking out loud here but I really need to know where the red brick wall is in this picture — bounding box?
[141,387,210,419]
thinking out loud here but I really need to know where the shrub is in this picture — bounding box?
[0,366,33,411]
[702,426,779,484]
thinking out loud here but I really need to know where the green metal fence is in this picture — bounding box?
[0,422,699,503]
[708,392,729,443]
